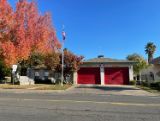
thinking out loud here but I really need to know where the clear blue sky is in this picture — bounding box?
[8,0,160,60]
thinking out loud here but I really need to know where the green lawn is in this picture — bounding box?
[0,84,72,90]
[137,85,160,93]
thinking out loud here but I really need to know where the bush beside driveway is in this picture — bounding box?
[137,85,160,94]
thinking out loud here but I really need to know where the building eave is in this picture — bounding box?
[83,61,136,64]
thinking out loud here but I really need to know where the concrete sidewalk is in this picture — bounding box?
[0,85,159,97]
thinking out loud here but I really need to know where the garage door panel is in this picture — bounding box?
[105,67,129,85]
[78,68,100,84]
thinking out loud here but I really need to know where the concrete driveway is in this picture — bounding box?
[67,85,157,96]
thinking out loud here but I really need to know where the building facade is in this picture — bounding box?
[74,56,135,85]
[141,57,160,82]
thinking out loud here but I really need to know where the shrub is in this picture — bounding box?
[141,80,149,87]
[56,79,62,84]
[130,80,136,85]
[150,81,160,90]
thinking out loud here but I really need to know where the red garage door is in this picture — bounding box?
[78,68,101,84]
[105,67,129,85]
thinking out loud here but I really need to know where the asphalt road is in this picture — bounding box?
[0,90,160,121]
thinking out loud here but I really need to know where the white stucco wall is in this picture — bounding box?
[73,71,78,85]
[141,64,160,81]
[129,66,134,80]
[100,66,105,85]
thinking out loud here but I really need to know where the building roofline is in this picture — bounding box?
[83,61,136,63]
[151,56,160,65]
[83,57,136,64]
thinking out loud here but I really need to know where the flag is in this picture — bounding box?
[62,31,66,42]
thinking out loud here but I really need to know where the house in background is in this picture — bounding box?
[19,66,61,85]
[141,57,160,82]
[73,55,135,85]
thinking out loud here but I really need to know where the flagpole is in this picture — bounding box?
[61,41,64,86]
[61,25,65,86]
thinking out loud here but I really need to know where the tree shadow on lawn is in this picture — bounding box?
[76,86,140,92]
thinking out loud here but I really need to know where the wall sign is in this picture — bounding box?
[12,65,18,72]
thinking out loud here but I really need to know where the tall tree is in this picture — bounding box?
[127,53,148,80]
[0,0,16,67]
[145,42,156,64]
[15,0,60,60]
[0,0,60,67]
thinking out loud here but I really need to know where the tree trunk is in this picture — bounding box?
[148,54,153,64]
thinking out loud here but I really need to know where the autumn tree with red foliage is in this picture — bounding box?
[0,0,60,67]
[0,0,16,66]
[57,48,84,82]
[0,0,84,83]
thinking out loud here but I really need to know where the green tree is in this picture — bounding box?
[29,52,45,68]
[145,42,156,64]
[127,53,148,80]
[0,59,10,80]
[44,52,60,70]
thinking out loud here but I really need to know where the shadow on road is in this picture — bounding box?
[76,86,140,92]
